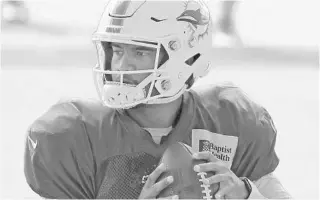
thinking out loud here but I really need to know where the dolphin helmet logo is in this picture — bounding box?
[176,0,210,47]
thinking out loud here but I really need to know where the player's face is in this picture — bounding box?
[110,43,162,85]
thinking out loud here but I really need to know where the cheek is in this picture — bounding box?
[110,59,118,71]
[136,60,154,70]
[136,51,158,70]
[133,56,158,83]
[134,73,151,84]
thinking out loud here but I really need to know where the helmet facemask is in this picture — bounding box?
[93,36,189,109]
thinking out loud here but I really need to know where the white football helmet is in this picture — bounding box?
[92,0,213,109]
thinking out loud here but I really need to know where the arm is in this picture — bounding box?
[193,84,291,199]
[24,101,96,199]
[247,173,292,199]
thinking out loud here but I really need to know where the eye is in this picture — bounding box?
[113,49,124,56]
[136,51,148,57]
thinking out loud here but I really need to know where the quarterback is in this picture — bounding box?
[24,0,292,199]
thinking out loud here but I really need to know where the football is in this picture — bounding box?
[156,142,220,199]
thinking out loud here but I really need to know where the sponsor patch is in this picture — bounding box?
[192,129,238,168]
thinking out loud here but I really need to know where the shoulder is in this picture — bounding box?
[28,98,114,136]
[192,81,257,111]
[192,82,266,129]
[24,98,116,198]
[193,82,277,140]
[25,98,117,163]
[190,81,275,150]
[191,82,279,180]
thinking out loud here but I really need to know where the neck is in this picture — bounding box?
[125,96,183,129]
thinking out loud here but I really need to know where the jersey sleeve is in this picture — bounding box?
[218,86,280,181]
[24,101,96,199]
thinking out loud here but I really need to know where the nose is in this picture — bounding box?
[111,53,136,84]
[115,53,135,72]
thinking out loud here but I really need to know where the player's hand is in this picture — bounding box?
[138,163,178,199]
[193,152,249,199]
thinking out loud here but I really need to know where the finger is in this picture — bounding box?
[192,151,218,162]
[151,175,174,195]
[145,163,166,187]
[215,185,233,199]
[206,174,231,185]
[193,161,226,173]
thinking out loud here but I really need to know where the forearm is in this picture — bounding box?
[247,173,292,199]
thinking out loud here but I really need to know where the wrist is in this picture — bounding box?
[240,177,252,199]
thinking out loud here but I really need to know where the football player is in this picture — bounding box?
[24,0,292,199]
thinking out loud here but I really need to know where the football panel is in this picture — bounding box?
[156,142,220,199]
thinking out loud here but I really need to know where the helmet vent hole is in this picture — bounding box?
[185,53,200,66]
[158,45,169,68]
[150,17,167,22]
